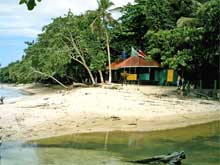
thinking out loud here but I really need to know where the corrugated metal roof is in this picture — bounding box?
[110,56,160,70]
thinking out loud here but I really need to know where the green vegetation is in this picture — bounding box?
[1,0,219,87]
[19,0,42,10]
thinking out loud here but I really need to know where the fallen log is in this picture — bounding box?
[130,151,186,165]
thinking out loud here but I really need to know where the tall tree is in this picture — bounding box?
[91,0,114,83]
[196,0,220,85]
[145,27,203,69]
[37,12,97,85]
[144,0,175,30]
[113,1,148,50]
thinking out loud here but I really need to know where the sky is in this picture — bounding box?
[0,0,134,67]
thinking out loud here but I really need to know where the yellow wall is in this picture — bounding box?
[167,69,174,82]
[127,74,137,81]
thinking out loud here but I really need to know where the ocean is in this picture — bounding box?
[0,87,23,99]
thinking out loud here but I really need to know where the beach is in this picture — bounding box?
[0,84,219,142]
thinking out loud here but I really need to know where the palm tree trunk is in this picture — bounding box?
[104,29,112,83]
[98,70,104,83]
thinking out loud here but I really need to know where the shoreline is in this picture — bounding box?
[30,113,220,142]
[0,84,220,142]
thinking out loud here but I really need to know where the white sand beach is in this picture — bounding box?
[0,84,219,142]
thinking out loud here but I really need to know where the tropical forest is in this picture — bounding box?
[0,0,219,88]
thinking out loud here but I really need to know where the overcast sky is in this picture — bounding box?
[0,0,134,67]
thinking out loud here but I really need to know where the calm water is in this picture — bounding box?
[0,121,219,165]
[0,87,23,98]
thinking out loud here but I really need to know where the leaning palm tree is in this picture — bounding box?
[91,0,114,84]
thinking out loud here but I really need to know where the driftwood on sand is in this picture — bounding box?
[0,96,5,105]
[130,151,186,165]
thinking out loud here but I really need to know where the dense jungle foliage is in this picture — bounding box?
[1,0,219,87]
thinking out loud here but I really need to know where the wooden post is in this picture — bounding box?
[187,81,190,96]
[199,80,202,98]
[199,80,202,91]
[213,80,217,99]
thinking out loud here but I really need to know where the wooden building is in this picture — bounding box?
[109,56,178,85]
[110,56,160,83]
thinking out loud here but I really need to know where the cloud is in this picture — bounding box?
[0,0,134,38]
[0,0,134,66]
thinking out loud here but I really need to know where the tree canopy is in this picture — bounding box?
[1,0,219,87]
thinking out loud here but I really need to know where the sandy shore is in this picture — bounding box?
[0,84,220,142]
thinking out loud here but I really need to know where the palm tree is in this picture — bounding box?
[91,0,114,84]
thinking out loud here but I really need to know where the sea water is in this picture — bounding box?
[0,87,24,101]
[0,121,219,165]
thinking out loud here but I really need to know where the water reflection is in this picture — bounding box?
[0,121,219,165]
[0,142,38,165]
